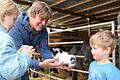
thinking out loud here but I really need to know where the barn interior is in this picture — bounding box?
[13,0,120,45]
[13,0,120,80]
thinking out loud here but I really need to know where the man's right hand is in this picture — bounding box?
[39,59,63,69]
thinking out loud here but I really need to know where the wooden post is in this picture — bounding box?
[117,13,120,69]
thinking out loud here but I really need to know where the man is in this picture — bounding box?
[9,1,59,80]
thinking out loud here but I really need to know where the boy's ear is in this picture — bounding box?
[105,47,111,54]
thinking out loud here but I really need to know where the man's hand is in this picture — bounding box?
[39,59,63,68]
[60,64,73,71]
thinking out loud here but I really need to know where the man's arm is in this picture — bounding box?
[9,23,23,50]
[38,29,53,59]
[9,23,41,69]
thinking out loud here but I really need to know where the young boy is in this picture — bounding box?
[88,30,120,80]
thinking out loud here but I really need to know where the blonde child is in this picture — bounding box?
[0,0,35,80]
[88,30,120,80]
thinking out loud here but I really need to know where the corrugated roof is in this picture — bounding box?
[13,0,120,29]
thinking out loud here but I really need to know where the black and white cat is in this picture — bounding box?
[52,48,76,67]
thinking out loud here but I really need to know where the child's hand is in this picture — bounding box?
[18,45,35,57]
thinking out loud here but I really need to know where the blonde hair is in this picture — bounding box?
[0,0,18,18]
[27,1,52,19]
[89,30,117,52]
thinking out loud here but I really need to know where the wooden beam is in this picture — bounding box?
[13,0,32,5]
[75,0,118,13]
[63,0,92,10]
[52,0,92,16]
[49,14,71,22]
[49,0,66,7]
[90,6,120,15]
[59,17,81,24]
[52,7,105,22]
[13,0,105,22]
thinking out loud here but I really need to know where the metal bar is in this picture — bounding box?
[49,21,113,34]
[49,41,83,45]
[111,21,115,65]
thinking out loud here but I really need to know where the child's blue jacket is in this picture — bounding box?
[0,26,31,80]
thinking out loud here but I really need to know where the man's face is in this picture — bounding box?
[29,15,48,31]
